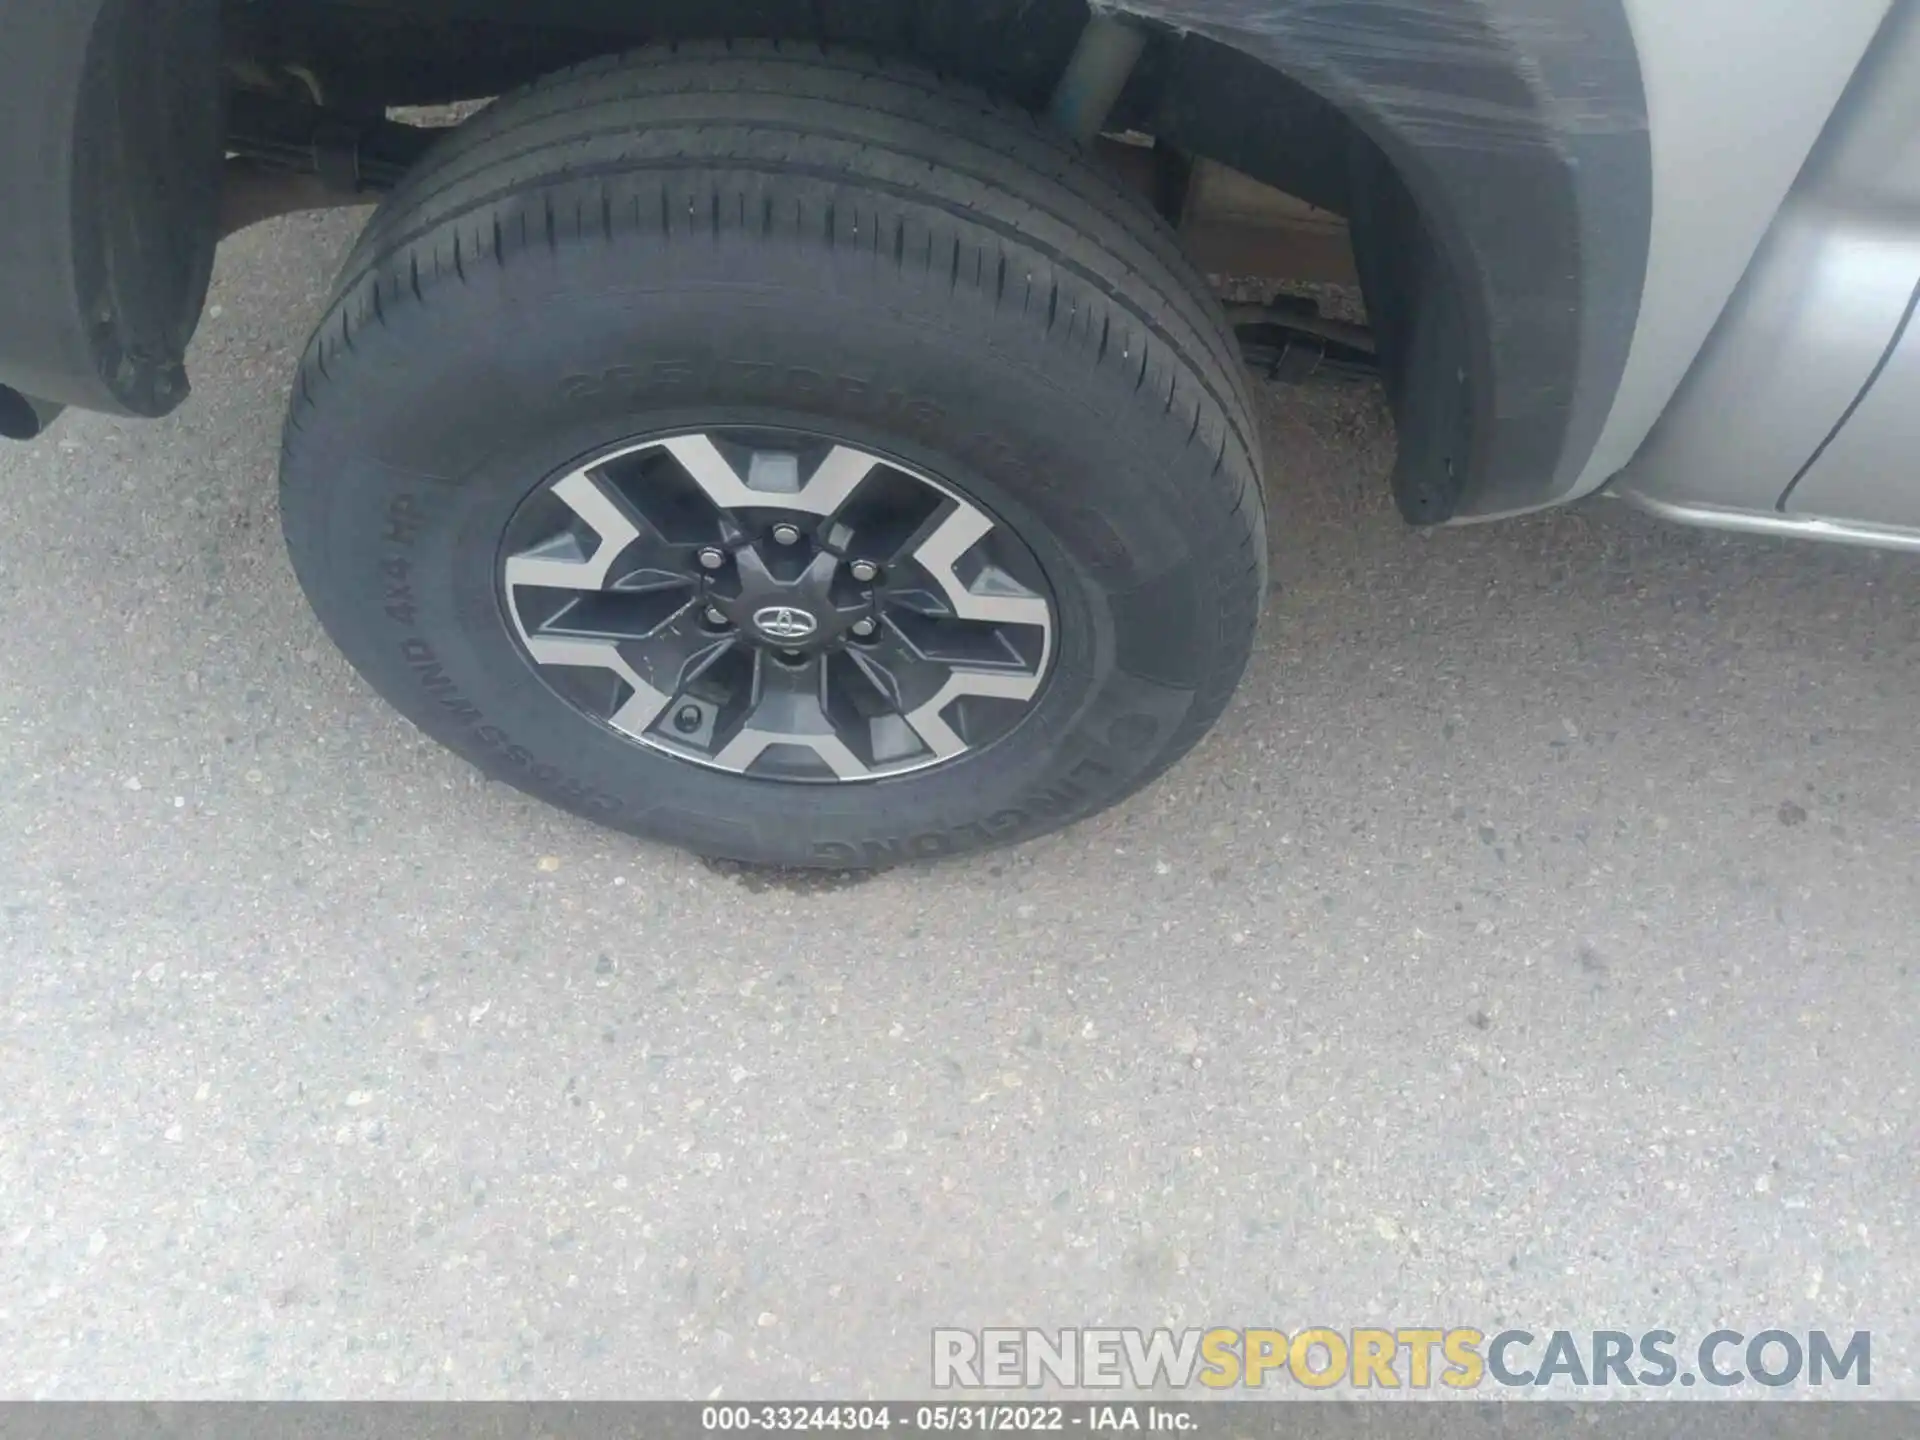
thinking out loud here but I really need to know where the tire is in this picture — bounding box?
[279,42,1266,868]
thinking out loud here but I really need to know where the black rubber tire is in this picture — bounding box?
[280,42,1266,868]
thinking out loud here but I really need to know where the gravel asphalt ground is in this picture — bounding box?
[1,211,1915,1398]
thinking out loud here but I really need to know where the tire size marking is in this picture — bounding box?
[382,556,418,625]
[560,359,946,433]
[397,637,622,817]
[384,490,429,549]
[378,497,623,819]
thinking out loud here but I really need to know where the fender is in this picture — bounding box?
[0,0,1646,512]
[1118,0,1652,521]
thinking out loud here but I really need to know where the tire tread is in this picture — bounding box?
[286,42,1267,855]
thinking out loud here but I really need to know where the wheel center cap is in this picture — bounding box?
[752,605,819,642]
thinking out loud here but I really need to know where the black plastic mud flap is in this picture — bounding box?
[1345,137,1475,526]
[0,0,224,434]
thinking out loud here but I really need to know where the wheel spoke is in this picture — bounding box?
[505,460,701,606]
[904,667,1047,760]
[713,654,871,779]
[663,437,879,517]
[509,586,728,743]
[502,467,641,592]
[908,502,1051,628]
[886,607,1037,670]
[619,607,733,698]
[533,583,699,642]
[844,623,1045,762]
[511,633,676,741]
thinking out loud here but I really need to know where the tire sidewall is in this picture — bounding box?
[284,200,1247,865]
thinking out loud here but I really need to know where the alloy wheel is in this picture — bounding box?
[499,429,1057,782]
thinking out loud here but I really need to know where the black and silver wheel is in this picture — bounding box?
[500,428,1054,780]
[280,44,1265,868]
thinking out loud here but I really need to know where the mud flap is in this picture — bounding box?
[1346,137,1476,526]
[0,0,223,425]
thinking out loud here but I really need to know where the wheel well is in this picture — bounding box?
[221,1,1419,460]
[220,1,1368,215]
[220,2,1404,437]
[218,0,1645,528]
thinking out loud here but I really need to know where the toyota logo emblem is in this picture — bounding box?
[752,606,819,642]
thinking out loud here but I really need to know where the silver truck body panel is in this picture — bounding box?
[1611,0,1920,546]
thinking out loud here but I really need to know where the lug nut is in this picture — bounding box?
[851,617,878,639]
[704,606,729,626]
[697,547,726,570]
[771,523,802,546]
[673,704,704,734]
[849,559,880,583]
